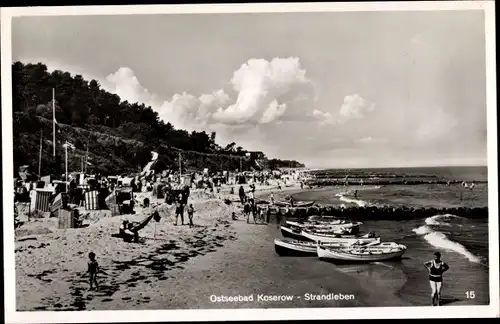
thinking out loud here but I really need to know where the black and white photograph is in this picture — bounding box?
[1,2,498,322]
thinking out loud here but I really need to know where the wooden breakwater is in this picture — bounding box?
[269,205,488,221]
[304,179,487,187]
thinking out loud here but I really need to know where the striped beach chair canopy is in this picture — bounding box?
[171,184,187,191]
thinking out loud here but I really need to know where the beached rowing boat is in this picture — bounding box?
[317,242,407,262]
[286,220,361,229]
[274,238,369,256]
[274,200,315,208]
[286,219,350,227]
[308,215,342,221]
[301,230,380,244]
[285,222,361,235]
[280,225,312,241]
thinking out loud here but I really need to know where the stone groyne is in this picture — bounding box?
[270,205,488,221]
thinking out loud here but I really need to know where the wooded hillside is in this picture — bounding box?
[12,62,305,176]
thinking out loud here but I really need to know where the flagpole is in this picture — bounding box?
[65,143,68,192]
[179,152,182,177]
[85,144,89,174]
[52,88,56,157]
[38,129,43,177]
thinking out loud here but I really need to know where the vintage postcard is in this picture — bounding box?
[1,1,498,322]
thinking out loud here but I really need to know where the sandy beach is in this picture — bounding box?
[14,182,299,311]
[15,180,489,311]
[15,182,403,311]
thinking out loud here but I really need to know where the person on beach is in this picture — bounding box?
[86,252,104,291]
[258,207,265,224]
[425,252,449,306]
[270,192,275,205]
[248,190,255,206]
[266,207,271,224]
[300,182,304,190]
[187,203,195,227]
[239,185,246,204]
[354,190,358,199]
[175,194,185,226]
[244,201,251,223]
[119,220,129,236]
[251,204,258,224]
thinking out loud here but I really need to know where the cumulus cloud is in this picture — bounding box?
[312,93,375,126]
[213,57,315,125]
[101,57,317,133]
[338,94,376,123]
[95,58,379,158]
[103,67,158,106]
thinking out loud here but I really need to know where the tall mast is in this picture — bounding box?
[52,88,56,157]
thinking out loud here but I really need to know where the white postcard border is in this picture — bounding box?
[2,1,498,322]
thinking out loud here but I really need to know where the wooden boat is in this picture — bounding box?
[301,230,380,244]
[317,242,407,262]
[309,215,345,222]
[286,219,351,227]
[274,238,372,256]
[274,200,315,208]
[286,220,361,230]
[280,225,312,241]
[285,223,360,235]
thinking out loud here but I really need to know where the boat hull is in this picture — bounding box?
[280,226,312,241]
[286,220,351,227]
[274,239,317,256]
[302,230,379,244]
[317,245,406,262]
[274,239,354,257]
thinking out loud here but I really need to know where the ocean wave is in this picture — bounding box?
[424,214,465,227]
[412,223,481,263]
[335,193,368,207]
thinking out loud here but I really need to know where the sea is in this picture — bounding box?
[289,166,490,306]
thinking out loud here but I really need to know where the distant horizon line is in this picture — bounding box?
[302,164,488,170]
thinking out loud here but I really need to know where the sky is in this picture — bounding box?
[11,9,488,168]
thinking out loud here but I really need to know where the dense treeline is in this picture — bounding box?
[12,62,303,176]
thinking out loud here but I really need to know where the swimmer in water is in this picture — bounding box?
[424,252,449,306]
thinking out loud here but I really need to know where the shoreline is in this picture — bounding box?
[15,182,488,311]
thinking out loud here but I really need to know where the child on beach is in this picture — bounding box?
[187,204,195,227]
[86,252,103,291]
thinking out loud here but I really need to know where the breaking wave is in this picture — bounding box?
[413,214,481,263]
[335,193,368,207]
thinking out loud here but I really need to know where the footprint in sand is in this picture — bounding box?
[121,297,132,301]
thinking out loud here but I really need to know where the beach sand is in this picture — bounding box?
[16,182,468,311]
